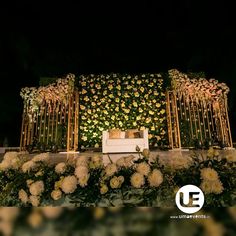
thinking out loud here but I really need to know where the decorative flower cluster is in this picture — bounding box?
[0,149,235,207]
[168,69,229,103]
[0,150,166,206]
[200,167,224,194]
[20,74,75,115]
[100,150,163,194]
[79,73,167,148]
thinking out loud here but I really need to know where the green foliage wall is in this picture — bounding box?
[78,73,168,148]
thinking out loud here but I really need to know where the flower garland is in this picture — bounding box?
[168,69,230,104]
[0,148,235,207]
[20,74,75,117]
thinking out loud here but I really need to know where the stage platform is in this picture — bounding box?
[29,149,236,165]
[1,149,235,165]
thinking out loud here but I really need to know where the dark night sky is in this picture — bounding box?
[0,2,236,146]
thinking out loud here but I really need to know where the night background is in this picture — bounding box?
[0,2,235,146]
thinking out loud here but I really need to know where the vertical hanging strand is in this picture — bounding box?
[221,102,229,146]
[183,94,193,141]
[173,91,181,148]
[46,103,51,145]
[73,93,77,151]
[196,98,203,143]
[71,95,74,150]
[179,95,184,143]
[209,103,215,136]
[223,99,230,146]
[51,102,55,143]
[191,96,198,140]
[213,107,220,143]
[59,103,63,149]
[59,103,63,125]
[171,93,177,147]
[20,104,26,150]
[166,91,173,149]
[75,91,79,151]
[170,92,174,149]
[27,116,31,146]
[215,107,222,144]
[205,102,211,141]
[39,105,43,143]
[188,98,194,141]
[177,93,184,145]
[68,96,72,151]
[65,103,68,150]
[224,95,233,147]
[171,92,176,147]
[24,119,28,148]
[24,101,30,147]
[217,101,225,146]
[67,96,72,152]
[201,101,205,140]
[221,99,228,146]
[30,114,35,145]
[43,103,47,143]
[200,100,206,141]
[55,102,59,143]
[171,92,177,147]
[178,93,183,120]
[35,110,39,142]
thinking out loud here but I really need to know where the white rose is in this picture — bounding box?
[55,162,67,174]
[51,189,62,201]
[18,189,28,204]
[61,176,77,194]
[148,169,163,187]
[78,174,90,187]
[32,153,50,163]
[22,161,37,173]
[0,160,10,171]
[76,156,90,167]
[3,152,18,162]
[130,172,145,188]
[29,181,44,196]
[74,166,89,179]
[29,195,40,207]
[105,164,117,177]
[136,162,151,176]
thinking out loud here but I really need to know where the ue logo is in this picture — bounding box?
[175,185,204,214]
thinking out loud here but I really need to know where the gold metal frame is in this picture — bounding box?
[20,91,79,152]
[166,90,233,149]
[20,86,232,151]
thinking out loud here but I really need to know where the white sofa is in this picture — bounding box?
[102,129,149,153]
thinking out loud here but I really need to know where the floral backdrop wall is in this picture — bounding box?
[78,73,168,148]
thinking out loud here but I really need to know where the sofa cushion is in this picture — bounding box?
[108,129,121,139]
[133,132,141,138]
[106,138,144,146]
[125,129,139,138]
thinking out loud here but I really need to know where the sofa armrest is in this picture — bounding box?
[143,128,149,149]
[102,131,109,143]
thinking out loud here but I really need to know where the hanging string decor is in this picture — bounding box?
[167,69,233,149]
[19,70,233,152]
[20,74,79,152]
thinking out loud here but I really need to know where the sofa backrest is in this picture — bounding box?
[103,129,146,139]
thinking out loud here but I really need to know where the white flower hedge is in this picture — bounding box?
[78,73,168,148]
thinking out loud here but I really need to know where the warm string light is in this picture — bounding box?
[20,71,233,151]
[167,70,232,149]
